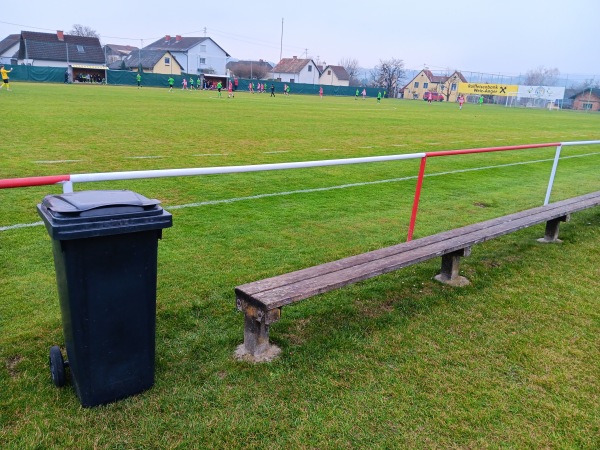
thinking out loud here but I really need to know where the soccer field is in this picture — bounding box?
[1,83,600,448]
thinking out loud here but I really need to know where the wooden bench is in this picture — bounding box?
[235,190,600,361]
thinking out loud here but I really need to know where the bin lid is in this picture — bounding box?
[37,190,172,240]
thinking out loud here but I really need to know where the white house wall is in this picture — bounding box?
[319,71,349,86]
[276,62,319,84]
[0,43,19,64]
[20,60,71,67]
[186,39,228,75]
[302,65,319,84]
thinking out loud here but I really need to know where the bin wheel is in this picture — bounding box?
[49,346,66,387]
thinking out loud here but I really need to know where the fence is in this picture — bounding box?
[6,64,382,96]
[2,140,599,239]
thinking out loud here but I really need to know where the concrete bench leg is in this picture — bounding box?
[434,247,471,287]
[537,215,569,243]
[235,299,281,362]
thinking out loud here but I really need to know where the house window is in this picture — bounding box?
[583,102,593,110]
[198,58,206,65]
[328,70,331,75]
[423,82,428,89]
[451,83,457,91]
[76,45,84,53]
[308,65,312,72]
[164,57,170,65]
[414,82,419,88]
[199,45,206,52]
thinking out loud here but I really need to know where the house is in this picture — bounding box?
[402,69,467,102]
[16,30,107,81]
[143,35,230,75]
[104,44,138,64]
[17,31,105,67]
[271,57,321,84]
[0,34,20,65]
[569,88,600,111]
[107,49,183,75]
[319,65,350,86]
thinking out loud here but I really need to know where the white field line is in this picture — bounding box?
[263,151,289,154]
[193,153,231,157]
[3,151,599,233]
[34,160,84,164]
[124,156,165,159]
[0,221,44,231]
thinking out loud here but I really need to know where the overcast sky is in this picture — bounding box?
[3,0,599,78]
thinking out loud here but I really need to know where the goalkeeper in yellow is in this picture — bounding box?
[0,65,13,91]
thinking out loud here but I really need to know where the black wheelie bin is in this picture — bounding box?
[37,190,172,407]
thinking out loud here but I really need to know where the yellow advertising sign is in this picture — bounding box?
[458,83,518,96]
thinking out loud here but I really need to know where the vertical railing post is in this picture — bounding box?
[62,180,74,193]
[544,145,562,205]
[407,156,428,241]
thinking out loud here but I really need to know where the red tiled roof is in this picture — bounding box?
[272,58,313,74]
[403,70,468,89]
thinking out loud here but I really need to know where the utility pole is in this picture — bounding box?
[278,18,284,81]
[279,18,284,63]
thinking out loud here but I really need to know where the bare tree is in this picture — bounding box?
[69,24,100,39]
[525,66,560,86]
[440,72,463,102]
[371,58,406,97]
[338,57,361,86]
[571,77,600,90]
[228,62,269,79]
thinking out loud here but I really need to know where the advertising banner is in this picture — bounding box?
[517,85,565,100]
[458,83,518,96]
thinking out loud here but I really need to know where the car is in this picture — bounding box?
[423,92,445,102]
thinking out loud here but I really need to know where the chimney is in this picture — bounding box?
[165,35,171,42]
[57,30,64,41]
[293,56,297,60]
[175,35,182,42]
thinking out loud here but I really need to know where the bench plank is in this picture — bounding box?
[237,190,600,310]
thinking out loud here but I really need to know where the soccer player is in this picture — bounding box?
[0,65,13,91]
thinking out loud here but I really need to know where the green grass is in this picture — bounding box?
[1,83,600,449]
